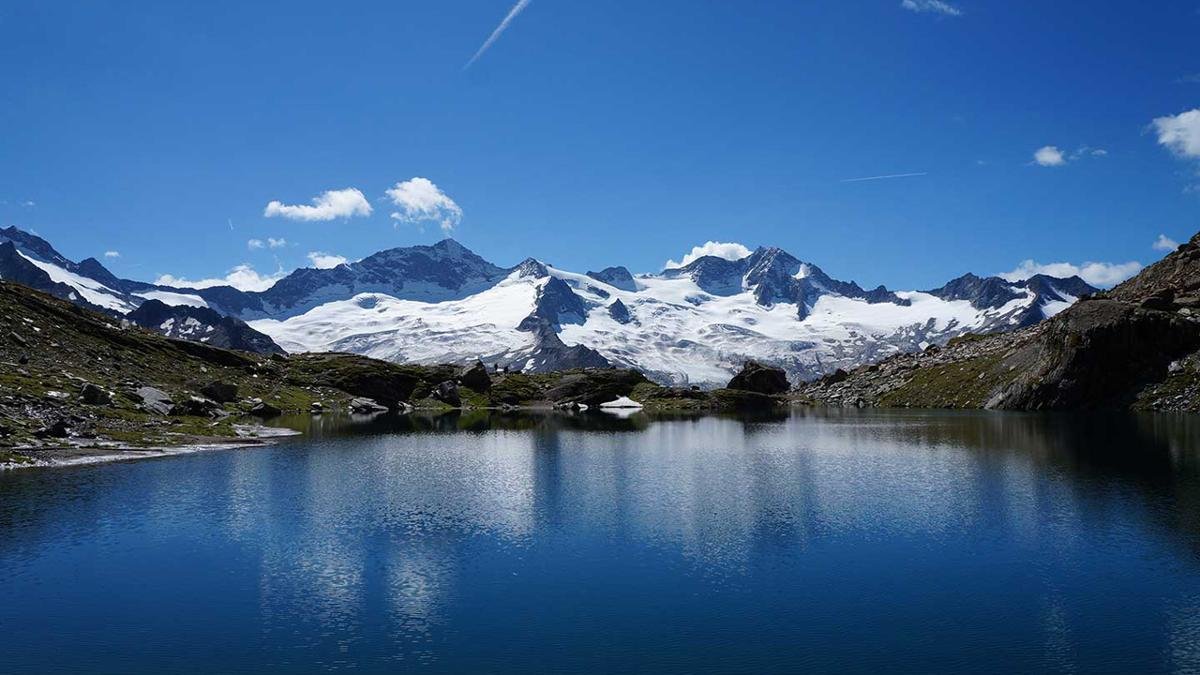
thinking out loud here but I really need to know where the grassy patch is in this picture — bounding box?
[878,352,1010,408]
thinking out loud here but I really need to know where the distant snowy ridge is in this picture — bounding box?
[0,227,1099,383]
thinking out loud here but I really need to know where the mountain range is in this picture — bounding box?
[0,225,1097,386]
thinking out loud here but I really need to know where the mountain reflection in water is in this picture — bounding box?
[2,409,1200,674]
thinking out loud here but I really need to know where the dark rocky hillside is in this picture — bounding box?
[795,232,1200,412]
[126,300,285,355]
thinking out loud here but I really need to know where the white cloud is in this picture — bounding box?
[999,259,1143,288]
[1152,108,1200,159]
[1033,146,1067,167]
[386,177,463,235]
[901,0,963,16]
[250,237,288,250]
[464,0,532,69]
[103,250,120,259]
[307,251,348,269]
[664,241,753,270]
[264,188,372,222]
[21,200,35,208]
[154,264,286,292]
[1153,234,1180,252]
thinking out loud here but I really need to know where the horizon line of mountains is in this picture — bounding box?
[0,225,1099,385]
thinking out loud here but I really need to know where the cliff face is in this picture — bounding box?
[795,232,1200,412]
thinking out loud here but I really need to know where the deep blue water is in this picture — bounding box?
[3,409,1200,674]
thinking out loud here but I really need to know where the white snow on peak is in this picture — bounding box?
[135,290,208,308]
[1040,284,1077,319]
[246,252,1081,387]
[17,251,135,312]
[248,272,541,364]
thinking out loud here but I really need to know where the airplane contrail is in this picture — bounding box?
[464,0,532,70]
[839,172,928,183]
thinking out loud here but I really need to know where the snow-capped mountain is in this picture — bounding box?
[0,227,1098,385]
[126,300,285,355]
[0,227,282,353]
[234,240,1095,385]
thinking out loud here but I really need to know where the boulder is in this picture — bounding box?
[200,381,239,404]
[80,383,112,405]
[825,368,849,385]
[1140,289,1176,311]
[726,361,790,395]
[543,368,648,405]
[136,386,175,415]
[176,396,221,417]
[35,419,71,438]
[349,397,388,414]
[248,401,282,419]
[458,361,492,392]
[432,381,462,407]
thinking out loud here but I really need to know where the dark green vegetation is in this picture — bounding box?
[796,231,1200,412]
[0,281,781,464]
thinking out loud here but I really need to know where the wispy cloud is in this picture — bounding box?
[999,259,1143,288]
[386,177,463,235]
[664,241,752,270]
[264,188,372,222]
[1153,234,1180,252]
[901,0,963,16]
[1032,145,1106,167]
[464,0,532,70]
[1152,108,1200,159]
[248,237,288,250]
[103,250,120,259]
[840,172,928,183]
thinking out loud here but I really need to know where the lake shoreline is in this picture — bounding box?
[0,425,301,471]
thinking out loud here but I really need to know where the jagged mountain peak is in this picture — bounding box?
[927,273,1099,311]
[0,226,73,268]
[586,266,637,292]
[512,258,550,278]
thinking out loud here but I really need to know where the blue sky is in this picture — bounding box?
[2,0,1198,290]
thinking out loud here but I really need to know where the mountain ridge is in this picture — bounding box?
[0,226,1100,385]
